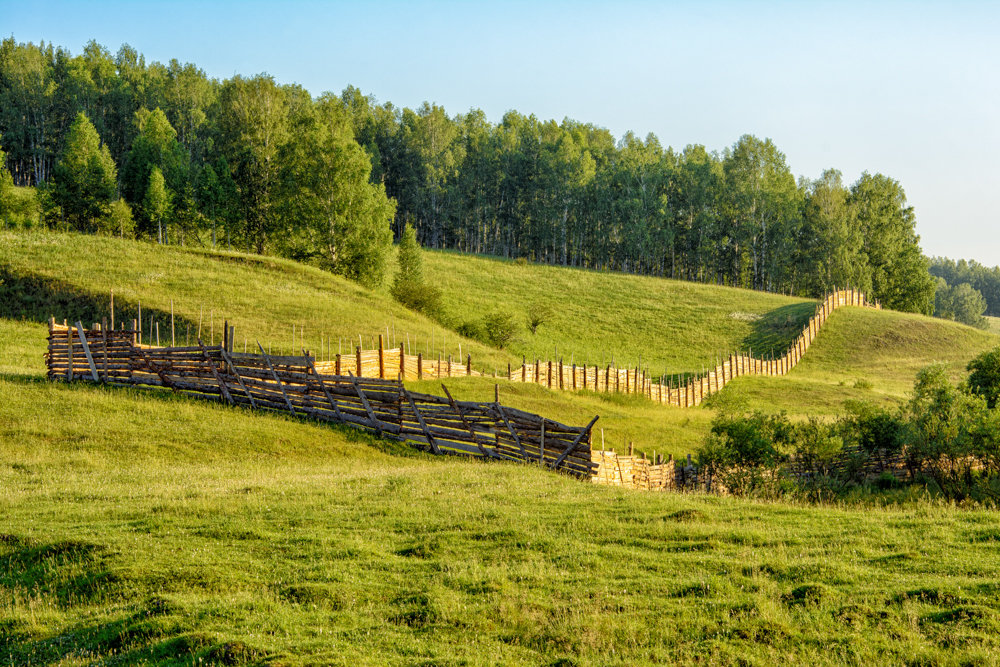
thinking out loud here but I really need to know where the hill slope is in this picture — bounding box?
[3,231,998,457]
[423,249,819,373]
[3,339,1000,663]
[4,233,1000,663]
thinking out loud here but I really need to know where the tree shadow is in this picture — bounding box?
[0,265,197,336]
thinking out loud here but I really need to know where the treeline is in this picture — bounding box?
[929,257,1000,327]
[0,38,935,311]
[0,38,395,286]
[343,91,934,312]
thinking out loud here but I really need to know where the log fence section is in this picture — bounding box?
[45,321,598,479]
[505,288,879,407]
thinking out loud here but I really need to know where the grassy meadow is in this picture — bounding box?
[4,342,1000,664]
[4,231,1000,663]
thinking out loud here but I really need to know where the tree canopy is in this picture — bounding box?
[0,37,945,306]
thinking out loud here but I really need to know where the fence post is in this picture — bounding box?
[417,352,423,379]
[378,335,385,379]
[66,324,74,381]
[467,354,472,376]
[400,344,406,380]
[356,346,362,377]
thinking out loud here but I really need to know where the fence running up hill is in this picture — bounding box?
[502,288,879,407]
[45,319,598,479]
[332,288,879,408]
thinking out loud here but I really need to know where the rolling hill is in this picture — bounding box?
[3,231,1000,663]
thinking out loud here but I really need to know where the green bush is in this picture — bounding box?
[391,223,442,316]
[966,346,1000,409]
[526,302,553,335]
[697,411,792,497]
[481,310,519,349]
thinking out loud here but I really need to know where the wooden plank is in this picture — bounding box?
[199,339,234,405]
[221,347,257,409]
[257,342,295,415]
[305,353,342,422]
[550,415,599,470]
[74,322,100,381]
[100,320,109,382]
[494,403,528,460]
[348,371,381,436]
[404,387,441,455]
[441,384,493,458]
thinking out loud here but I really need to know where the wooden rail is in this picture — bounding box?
[45,319,598,479]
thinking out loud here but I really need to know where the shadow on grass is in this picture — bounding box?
[742,301,817,357]
[0,265,197,336]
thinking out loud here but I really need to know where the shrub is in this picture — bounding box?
[840,401,906,462]
[792,416,844,479]
[455,319,483,341]
[966,346,1000,409]
[481,310,519,349]
[393,280,442,318]
[697,411,792,497]
[391,224,441,316]
[526,302,553,335]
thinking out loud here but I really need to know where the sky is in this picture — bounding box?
[3,0,999,264]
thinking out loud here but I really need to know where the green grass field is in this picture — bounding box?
[3,350,1000,664]
[4,231,1000,663]
[4,230,996,457]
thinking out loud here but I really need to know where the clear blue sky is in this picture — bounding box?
[4,0,999,264]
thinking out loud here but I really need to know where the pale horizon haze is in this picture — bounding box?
[3,0,998,265]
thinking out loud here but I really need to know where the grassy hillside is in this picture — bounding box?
[3,230,998,459]
[0,231,511,371]
[423,249,818,373]
[5,234,1000,662]
[4,340,1000,663]
[2,232,821,379]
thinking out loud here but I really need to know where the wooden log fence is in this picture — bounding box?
[503,287,880,407]
[45,319,598,479]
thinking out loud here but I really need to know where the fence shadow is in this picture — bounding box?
[742,301,817,355]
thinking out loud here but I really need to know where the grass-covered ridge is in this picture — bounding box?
[2,230,998,459]
[423,249,819,373]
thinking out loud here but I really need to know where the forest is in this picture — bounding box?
[0,37,991,320]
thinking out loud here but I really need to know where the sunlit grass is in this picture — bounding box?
[3,365,1000,664]
[4,234,1000,663]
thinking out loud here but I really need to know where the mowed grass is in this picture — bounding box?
[423,250,819,374]
[987,315,1000,336]
[4,321,1000,664]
